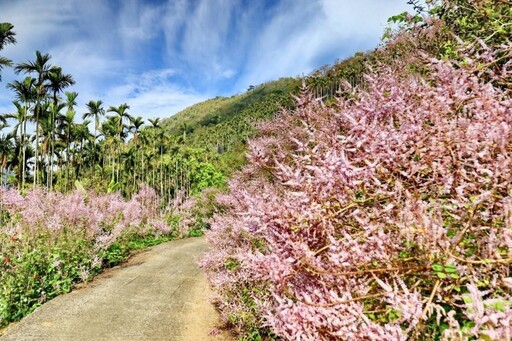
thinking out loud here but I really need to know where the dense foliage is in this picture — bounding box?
[201,1,512,339]
[3,0,511,338]
[0,22,16,81]
[0,19,300,329]
[163,78,300,175]
[0,184,182,326]
[0,40,298,205]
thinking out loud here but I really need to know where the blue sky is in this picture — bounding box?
[0,0,412,121]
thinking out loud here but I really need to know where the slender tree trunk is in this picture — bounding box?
[141,153,144,184]
[93,125,96,180]
[22,112,27,189]
[34,108,39,186]
[116,153,120,184]
[49,110,54,190]
[133,157,136,189]
[110,150,115,181]
[78,139,84,180]
[167,171,171,204]
[66,129,71,192]
[180,163,184,197]
[175,161,178,198]
[160,148,163,198]
[102,144,105,175]
[17,126,23,189]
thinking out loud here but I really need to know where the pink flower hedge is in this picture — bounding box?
[0,184,169,249]
[0,184,175,325]
[201,43,512,340]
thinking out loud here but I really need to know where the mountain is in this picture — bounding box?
[161,77,301,174]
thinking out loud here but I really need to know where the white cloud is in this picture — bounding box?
[161,0,241,83]
[118,0,165,53]
[0,0,416,123]
[48,41,124,85]
[119,85,207,119]
[0,0,197,121]
[320,0,414,39]
[181,0,234,62]
[104,68,208,120]
[161,0,189,50]
[236,0,412,90]
[0,0,106,59]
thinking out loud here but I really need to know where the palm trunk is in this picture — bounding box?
[116,154,120,183]
[22,110,27,188]
[152,167,155,189]
[50,131,54,190]
[160,148,163,198]
[33,108,39,186]
[93,125,96,180]
[141,152,144,184]
[17,127,23,189]
[66,128,71,192]
[49,108,54,190]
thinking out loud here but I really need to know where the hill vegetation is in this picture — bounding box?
[162,77,300,175]
[1,0,511,338]
[200,0,512,340]
[0,17,300,327]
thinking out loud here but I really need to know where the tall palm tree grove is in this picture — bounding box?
[0,23,227,204]
[46,67,75,189]
[7,77,36,188]
[83,100,105,178]
[14,51,53,185]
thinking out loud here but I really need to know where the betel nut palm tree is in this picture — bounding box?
[83,100,105,177]
[14,50,53,185]
[0,22,16,81]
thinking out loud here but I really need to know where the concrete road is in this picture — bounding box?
[0,237,233,341]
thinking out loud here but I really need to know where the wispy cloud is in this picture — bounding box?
[0,0,413,121]
[161,0,243,85]
[119,1,164,41]
[105,68,207,119]
[235,0,411,90]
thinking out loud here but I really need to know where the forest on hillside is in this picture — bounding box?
[1,0,512,339]
[0,13,300,327]
[0,47,298,200]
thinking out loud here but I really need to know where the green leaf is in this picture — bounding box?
[444,264,457,273]
[387,12,408,24]
[486,300,507,313]
[462,296,472,305]
[107,179,119,193]
[462,321,475,333]
[479,334,492,341]
[436,272,447,279]
[74,180,86,193]
[432,263,444,272]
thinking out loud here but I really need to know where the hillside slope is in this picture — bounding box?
[161,77,301,175]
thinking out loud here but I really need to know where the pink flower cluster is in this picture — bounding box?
[171,188,220,237]
[0,184,171,250]
[201,43,512,339]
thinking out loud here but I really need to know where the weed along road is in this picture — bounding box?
[0,237,233,341]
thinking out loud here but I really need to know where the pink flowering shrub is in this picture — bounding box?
[171,188,224,237]
[201,43,512,340]
[0,184,173,326]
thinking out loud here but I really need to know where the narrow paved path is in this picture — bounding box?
[0,237,233,341]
